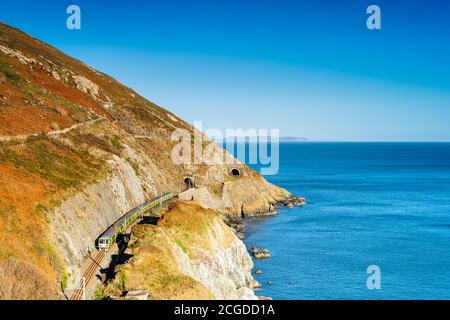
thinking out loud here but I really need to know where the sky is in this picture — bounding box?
[1,0,449,141]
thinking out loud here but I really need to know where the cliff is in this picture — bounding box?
[103,202,258,300]
[0,22,292,299]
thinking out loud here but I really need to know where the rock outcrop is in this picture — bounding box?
[48,155,146,287]
[250,247,272,259]
[105,202,258,300]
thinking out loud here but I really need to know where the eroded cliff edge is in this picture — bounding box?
[0,22,294,299]
[103,202,259,300]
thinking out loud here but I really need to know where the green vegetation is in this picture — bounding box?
[116,268,128,291]
[22,80,96,120]
[111,135,124,151]
[61,269,69,290]
[0,201,17,224]
[130,160,140,176]
[45,91,85,114]
[175,240,187,254]
[93,285,109,300]
[71,133,117,155]
[0,201,16,215]
[35,242,64,275]
[0,201,19,233]
[0,136,103,190]
[0,62,23,84]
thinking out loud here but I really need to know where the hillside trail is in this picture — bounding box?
[0,117,104,142]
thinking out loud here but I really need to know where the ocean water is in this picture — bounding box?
[239,142,450,299]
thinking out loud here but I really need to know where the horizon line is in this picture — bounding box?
[213,139,450,143]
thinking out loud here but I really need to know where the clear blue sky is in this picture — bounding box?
[1,0,449,141]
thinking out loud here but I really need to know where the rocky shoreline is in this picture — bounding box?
[98,195,306,301]
[224,196,306,237]
[224,195,306,300]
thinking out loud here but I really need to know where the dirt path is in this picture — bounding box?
[0,117,105,143]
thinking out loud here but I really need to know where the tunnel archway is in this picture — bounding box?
[230,168,241,177]
[184,177,195,189]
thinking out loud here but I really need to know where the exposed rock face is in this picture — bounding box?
[212,172,291,217]
[171,221,257,299]
[107,202,258,300]
[48,155,146,286]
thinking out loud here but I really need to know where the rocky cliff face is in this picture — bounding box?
[0,22,292,299]
[48,155,145,285]
[106,202,258,300]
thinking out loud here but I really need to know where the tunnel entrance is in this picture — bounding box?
[230,168,241,177]
[184,177,195,189]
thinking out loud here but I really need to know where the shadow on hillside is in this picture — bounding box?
[101,215,161,283]
[101,234,133,282]
[138,215,159,225]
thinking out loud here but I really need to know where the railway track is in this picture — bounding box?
[70,250,105,300]
[67,192,178,300]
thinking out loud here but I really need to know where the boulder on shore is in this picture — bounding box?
[293,197,306,206]
[248,279,262,289]
[250,247,271,259]
[283,196,306,207]
[254,251,271,259]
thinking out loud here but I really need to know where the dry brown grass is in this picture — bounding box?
[155,201,234,258]
[0,136,106,299]
[113,243,214,300]
[0,162,57,261]
[0,259,55,300]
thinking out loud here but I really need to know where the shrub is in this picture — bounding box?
[111,135,124,151]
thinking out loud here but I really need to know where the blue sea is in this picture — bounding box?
[240,143,450,299]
